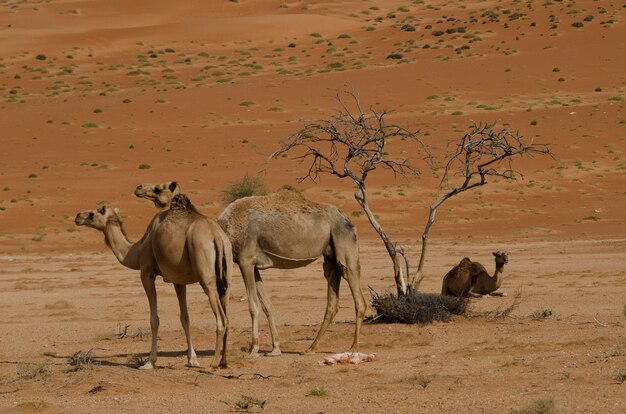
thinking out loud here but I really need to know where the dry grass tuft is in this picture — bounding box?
[234,394,267,411]
[479,289,523,319]
[511,397,557,414]
[68,349,96,371]
[17,361,52,380]
[369,288,469,324]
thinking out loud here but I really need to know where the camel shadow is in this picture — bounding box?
[43,349,220,369]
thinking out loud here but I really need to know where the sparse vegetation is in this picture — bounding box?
[531,308,553,319]
[305,386,328,397]
[222,174,267,204]
[511,397,557,414]
[138,163,151,170]
[68,349,96,371]
[234,395,267,411]
[616,370,626,383]
[17,360,51,380]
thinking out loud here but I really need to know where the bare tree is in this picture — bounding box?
[411,123,553,289]
[271,89,429,296]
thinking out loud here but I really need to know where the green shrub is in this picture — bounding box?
[305,386,328,397]
[531,308,553,319]
[222,174,267,204]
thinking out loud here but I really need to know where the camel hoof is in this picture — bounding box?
[264,349,282,357]
[138,361,155,370]
[186,359,200,368]
[300,348,316,356]
[246,352,261,360]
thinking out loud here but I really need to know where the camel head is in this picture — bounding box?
[493,251,509,266]
[134,181,180,209]
[75,205,120,231]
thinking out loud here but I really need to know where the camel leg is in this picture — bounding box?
[239,262,261,358]
[218,282,230,367]
[140,272,159,370]
[199,279,227,368]
[303,258,341,355]
[255,268,281,356]
[174,284,199,368]
[343,261,366,353]
[193,253,228,369]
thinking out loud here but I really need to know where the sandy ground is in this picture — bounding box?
[0,0,625,412]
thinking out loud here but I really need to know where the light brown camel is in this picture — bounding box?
[219,186,366,357]
[75,198,232,369]
[441,251,509,298]
[134,183,367,358]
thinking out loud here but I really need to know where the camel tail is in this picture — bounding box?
[214,239,228,297]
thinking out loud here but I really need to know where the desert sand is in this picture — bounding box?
[0,0,625,413]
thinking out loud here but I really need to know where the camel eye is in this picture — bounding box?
[88,212,94,220]
[154,188,162,194]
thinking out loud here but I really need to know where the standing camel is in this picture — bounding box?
[134,183,366,357]
[441,251,509,297]
[75,200,232,369]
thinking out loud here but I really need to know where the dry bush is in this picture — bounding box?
[369,288,469,324]
[478,289,523,320]
[17,361,52,380]
[511,397,557,414]
[68,349,96,371]
[234,395,267,412]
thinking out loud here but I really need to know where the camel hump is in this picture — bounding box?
[170,194,200,214]
[277,184,298,192]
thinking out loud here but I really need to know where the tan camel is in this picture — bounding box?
[75,198,232,369]
[134,183,367,358]
[441,251,509,298]
[218,186,366,357]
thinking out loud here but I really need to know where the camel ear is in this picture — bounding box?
[114,207,119,215]
[98,205,107,214]
[169,181,179,193]
[493,251,497,256]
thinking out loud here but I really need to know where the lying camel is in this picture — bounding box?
[441,251,509,298]
[135,183,366,357]
[75,199,232,369]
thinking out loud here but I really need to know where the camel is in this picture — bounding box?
[75,197,232,369]
[134,183,366,357]
[441,251,509,298]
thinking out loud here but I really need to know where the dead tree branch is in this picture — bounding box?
[271,88,430,296]
[412,123,553,287]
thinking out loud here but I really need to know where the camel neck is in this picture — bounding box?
[104,219,141,270]
[491,263,504,287]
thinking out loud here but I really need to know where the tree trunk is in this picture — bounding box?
[355,187,408,296]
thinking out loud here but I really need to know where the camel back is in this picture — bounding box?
[218,187,356,262]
